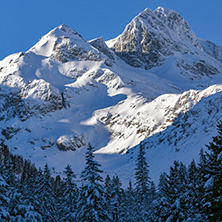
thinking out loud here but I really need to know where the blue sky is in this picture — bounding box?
[0,0,222,60]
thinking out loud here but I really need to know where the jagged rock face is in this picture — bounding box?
[199,39,222,62]
[30,24,109,64]
[0,83,63,121]
[154,7,200,47]
[52,36,104,63]
[107,8,165,69]
[136,91,222,153]
[88,37,115,66]
[177,60,219,79]
[20,79,63,117]
[107,7,214,72]
[0,54,64,121]
[93,85,222,153]
[1,127,21,140]
[56,135,86,151]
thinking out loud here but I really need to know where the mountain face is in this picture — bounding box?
[0,7,222,182]
[107,7,220,79]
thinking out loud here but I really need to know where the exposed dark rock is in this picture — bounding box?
[52,36,104,63]
[41,138,55,150]
[56,135,86,151]
[177,60,219,79]
[89,37,115,66]
[199,39,222,62]
[108,7,204,70]
[2,127,21,140]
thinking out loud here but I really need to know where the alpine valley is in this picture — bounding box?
[1,7,222,183]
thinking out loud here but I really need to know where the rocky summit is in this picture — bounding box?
[0,7,222,182]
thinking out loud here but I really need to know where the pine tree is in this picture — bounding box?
[186,159,204,221]
[134,144,151,221]
[203,122,222,221]
[34,165,58,221]
[153,172,171,221]
[77,144,109,222]
[60,164,78,222]
[110,175,125,222]
[104,174,113,218]
[165,161,188,222]
[124,180,136,221]
[0,173,10,221]
[10,204,42,222]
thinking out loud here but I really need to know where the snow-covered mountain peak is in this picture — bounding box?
[38,24,83,43]
[106,6,221,81]
[28,24,111,64]
[154,6,179,19]
[29,24,83,57]
[0,7,222,183]
[50,24,82,39]
[154,7,199,46]
[137,7,153,17]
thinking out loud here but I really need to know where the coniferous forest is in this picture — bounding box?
[0,123,221,222]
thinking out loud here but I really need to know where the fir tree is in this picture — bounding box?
[165,161,188,222]
[154,172,171,221]
[124,180,136,222]
[77,144,110,222]
[10,204,42,222]
[0,174,10,221]
[203,122,222,221]
[186,159,204,221]
[110,175,125,222]
[60,164,78,222]
[134,144,151,221]
[34,164,58,221]
[104,174,113,218]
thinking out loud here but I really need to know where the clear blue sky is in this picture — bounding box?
[0,0,222,60]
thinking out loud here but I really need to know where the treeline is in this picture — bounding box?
[0,122,221,222]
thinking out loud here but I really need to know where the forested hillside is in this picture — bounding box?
[0,123,221,221]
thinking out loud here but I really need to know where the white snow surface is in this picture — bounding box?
[0,7,222,185]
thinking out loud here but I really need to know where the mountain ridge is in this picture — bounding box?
[0,6,222,182]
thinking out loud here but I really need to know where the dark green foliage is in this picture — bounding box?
[0,174,10,221]
[0,122,221,221]
[77,144,110,222]
[34,164,59,221]
[202,122,222,221]
[60,165,78,221]
[134,144,156,221]
[124,180,136,221]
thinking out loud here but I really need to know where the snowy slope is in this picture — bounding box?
[199,38,222,62]
[108,90,222,184]
[0,7,222,182]
[107,7,221,80]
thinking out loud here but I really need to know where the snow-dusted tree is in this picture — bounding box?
[165,161,188,222]
[77,144,110,222]
[202,122,222,221]
[10,154,24,175]
[34,164,58,221]
[60,164,78,222]
[2,149,16,187]
[104,174,113,218]
[149,181,157,201]
[10,204,42,222]
[124,180,136,221]
[0,144,42,221]
[0,174,10,221]
[134,144,151,221]
[152,172,171,221]
[110,175,125,221]
[185,159,204,221]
